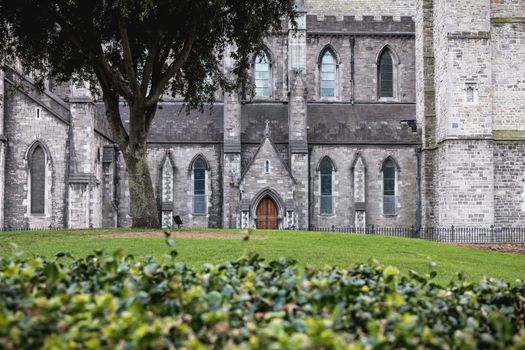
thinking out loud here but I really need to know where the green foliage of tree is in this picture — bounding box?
[0,0,297,227]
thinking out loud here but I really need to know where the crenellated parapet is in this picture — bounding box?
[306,15,415,36]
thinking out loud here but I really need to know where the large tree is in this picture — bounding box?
[0,0,296,228]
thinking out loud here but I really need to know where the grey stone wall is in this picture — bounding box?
[310,145,418,228]
[305,27,415,103]
[436,140,494,227]
[491,0,525,17]
[418,0,525,228]
[239,138,295,229]
[145,144,223,228]
[4,89,69,229]
[444,38,492,138]
[494,142,525,226]
[491,19,525,131]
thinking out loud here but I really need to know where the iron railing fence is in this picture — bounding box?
[306,225,525,244]
[1,225,525,244]
[0,226,65,232]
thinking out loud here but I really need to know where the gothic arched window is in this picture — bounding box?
[379,50,394,98]
[30,146,46,214]
[382,158,396,215]
[320,50,336,97]
[254,52,270,97]
[320,157,334,214]
[193,158,207,215]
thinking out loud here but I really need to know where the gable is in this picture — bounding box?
[240,138,295,186]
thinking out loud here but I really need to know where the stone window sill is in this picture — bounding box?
[378,97,398,103]
[317,97,339,103]
[250,96,273,101]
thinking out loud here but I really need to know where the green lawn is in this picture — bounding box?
[1,228,524,284]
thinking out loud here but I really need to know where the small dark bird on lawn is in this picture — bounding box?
[243,235,250,241]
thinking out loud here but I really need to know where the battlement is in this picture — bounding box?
[304,0,416,21]
[306,14,415,34]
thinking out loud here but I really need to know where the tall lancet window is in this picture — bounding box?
[320,158,334,214]
[379,50,394,98]
[254,52,270,97]
[193,158,207,215]
[320,51,336,97]
[30,146,46,214]
[382,158,396,215]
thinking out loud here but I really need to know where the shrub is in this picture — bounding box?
[0,246,524,349]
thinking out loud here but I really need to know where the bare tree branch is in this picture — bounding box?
[94,66,129,147]
[145,22,196,107]
[141,31,162,96]
[117,12,141,97]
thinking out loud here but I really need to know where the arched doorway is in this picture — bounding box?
[256,197,278,229]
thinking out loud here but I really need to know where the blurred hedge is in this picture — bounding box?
[0,245,524,349]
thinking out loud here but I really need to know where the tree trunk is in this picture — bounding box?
[101,88,160,228]
[123,141,160,228]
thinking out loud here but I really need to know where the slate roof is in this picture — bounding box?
[307,103,419,144]
[94,101,418,145]
[241,104,289,143]
[95,102,224,143]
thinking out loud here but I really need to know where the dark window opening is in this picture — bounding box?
[320,158,333,214]
[31,146,45,214]
[383,159,396,215]
[379,51,394,98]
[193,158,207,214]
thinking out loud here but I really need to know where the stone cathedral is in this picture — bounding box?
[0,0,524,231]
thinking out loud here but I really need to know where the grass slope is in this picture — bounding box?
[0,228,524,284]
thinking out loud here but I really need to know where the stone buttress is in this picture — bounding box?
[222,45,243,228]
[288,2,309,229]
[68,84,97,228]
[0,71,5,228]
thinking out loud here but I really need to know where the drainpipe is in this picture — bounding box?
[113,144,121,227]
[350,35,356,105]
[415,146,422,234]
[308,145,313,230]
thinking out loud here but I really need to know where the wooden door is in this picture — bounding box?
[256,197,278,229]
